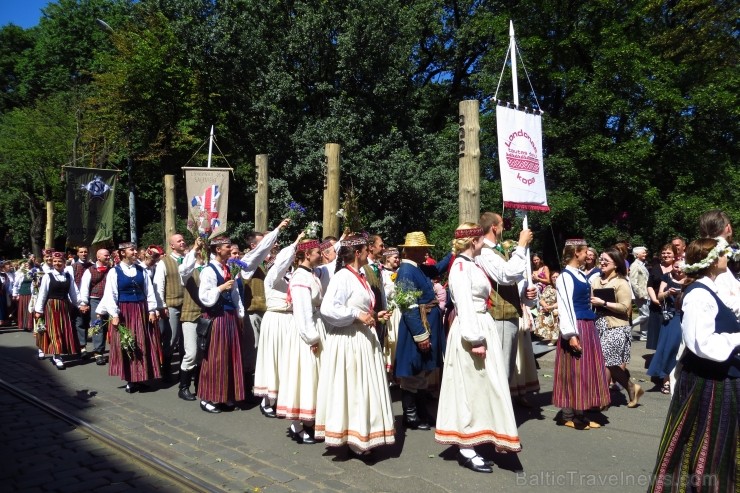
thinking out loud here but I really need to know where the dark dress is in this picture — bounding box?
[646,265,669,350]
[646,277,683,379]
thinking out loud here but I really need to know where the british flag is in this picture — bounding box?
[191,185,221,230]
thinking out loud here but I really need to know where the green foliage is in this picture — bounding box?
[0,0,737,263]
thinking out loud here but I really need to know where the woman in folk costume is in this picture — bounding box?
[253,232,303,417]
[278,238,324,444]
[13,260,36,332]
[197,236,246,413]
[552,239,610,430]
[97,242,162,393]
[649,238,739,493]
[316,233,394,460]
[33,252,81,370]
[435,224,521,474]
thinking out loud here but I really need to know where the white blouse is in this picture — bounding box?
[476,239,527,285]
[265,244,296,310]
[714,270,740,318]
[96,262,158,317]
[239,226,282,280]
[289,267,322,345]
[34,269,79,313]
[198,260,245,318]
[448,256,489,346]
[152,249,199,308]
[320,267,374,328]
[681,277,740,363]
[554,265,586,339]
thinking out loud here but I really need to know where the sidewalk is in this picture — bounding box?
[0,327,669,493]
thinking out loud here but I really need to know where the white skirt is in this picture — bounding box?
[510,321,540,396]
[276,313,323,421]
[435,312,521,451]
[253,310,293,398]
[315,322,396,450]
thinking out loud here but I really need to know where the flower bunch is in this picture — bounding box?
[286,201,306,221]
[227,258,249,278]
[33,317,46,334]
[681,237,733,274]
[303,221,321,239]
[117,322,137,359]
[389,280,422,312]
[88,318,107,337]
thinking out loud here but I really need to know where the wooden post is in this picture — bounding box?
[458,100,480,224]
[163,175,176,253]
[322,144,340,238]
[45,201,54,249]
[255,154,269,232]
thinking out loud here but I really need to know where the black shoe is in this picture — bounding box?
[80,349,91,360]
[289,426,316,444]
[178,387,197,401]
[260,404,277,418]
[95,355,106,366]
[402,390,430,430]
[348,448,375,463]
[457,453,493,473]
[125,383,138,394]
[200,400,221,413]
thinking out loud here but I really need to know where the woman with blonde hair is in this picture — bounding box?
[649,238,739,493]
[435,223,521,474]
[553,239,610,430]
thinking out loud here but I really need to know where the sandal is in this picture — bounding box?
[661,382,670,395]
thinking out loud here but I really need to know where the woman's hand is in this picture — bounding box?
[590,296,605,308]
[357,311,375,326]
[111,316,120,327]
[377,310,391,321]
[148,312,158,323]
[219,280,235,292]
[310,343,319,354]
[34,312,42,320]
[569,336,582,353]
[471,345,486,358]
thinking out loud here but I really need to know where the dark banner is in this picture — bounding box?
[65,167,118,246]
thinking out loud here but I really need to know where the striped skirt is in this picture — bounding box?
[17,294,33,331]
[649,368,738,493]
[38,299,78,355]
[552,319,610,411]
[253,310,293,398]
[109,302,162,383]
[198,310,245,404]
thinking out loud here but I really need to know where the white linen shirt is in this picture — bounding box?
[198,260,245,318]
[96,262,157,317]
[681,277,740,362]
[34,269,79,313]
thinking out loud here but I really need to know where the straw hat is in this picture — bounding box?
[398,232,434,248]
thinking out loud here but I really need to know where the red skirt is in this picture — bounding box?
[38,299,78,355]
[109,301,162,383]
[198,310,245,404]
[17,294,33,331]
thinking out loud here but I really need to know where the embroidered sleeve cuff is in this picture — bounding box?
[412,333,430,343]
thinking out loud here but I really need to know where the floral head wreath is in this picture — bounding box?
[681,237,732,274]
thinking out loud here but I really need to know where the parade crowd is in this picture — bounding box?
[0,209,737,491]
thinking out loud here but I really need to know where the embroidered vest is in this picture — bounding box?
[484,246,522,320]
[116,264,146,303]
[561,269,596,320]
[47,272,71,300]
[680,283,740,379]
[161,255,184,307]
[181,269,205,322]
[89,266,108,299]
[207,264,236,316]
[19,277,32,296]
[72,261,92,288]
[244,266,266,312]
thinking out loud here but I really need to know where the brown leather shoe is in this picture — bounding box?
[557,419,590,430]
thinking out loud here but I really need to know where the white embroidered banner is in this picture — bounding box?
[496,105,549,211]
[184,167,230,239]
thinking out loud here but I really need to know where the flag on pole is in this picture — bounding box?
[184,167,229,239]
[496,105,549,212]
[65,167,118,246]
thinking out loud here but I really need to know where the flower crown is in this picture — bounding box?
[681,237,732,274]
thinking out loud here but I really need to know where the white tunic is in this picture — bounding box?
[197,260,244,318]
[96,262,157,317]
[681,277,740,362]
[34,269,79,313]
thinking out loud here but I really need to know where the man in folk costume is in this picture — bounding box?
[65,246,93,358]
[153,233,197,381]
[79,249,112,365]
[477,212,536,403]
[362,235,388,347]
[177,238,207,402]
[394,232,448,430]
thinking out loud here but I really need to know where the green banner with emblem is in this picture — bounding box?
[65,167,118,246]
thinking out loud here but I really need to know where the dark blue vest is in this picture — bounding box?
[562,269,596,320]
[207,263,235,315]
[116,264,146,303]
[680,282,740,379]
[47,272,71,300]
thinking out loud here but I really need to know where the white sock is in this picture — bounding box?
[459,447,476,459]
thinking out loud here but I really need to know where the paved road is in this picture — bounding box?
[0,327,669,492]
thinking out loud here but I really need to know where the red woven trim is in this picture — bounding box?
[503,201,550,212]
[454,227,484,239]
[297,240,320,251]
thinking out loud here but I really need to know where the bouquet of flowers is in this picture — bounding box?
[227,258,249,278]
[389,280,421,312]
[116,322,137,359]
[286,201,306,221]
[187,217,212,263]
[88,318,106,338]
[303,221,321,239]
[33,317,46,334]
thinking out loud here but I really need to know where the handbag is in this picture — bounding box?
[195,317,213,353]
